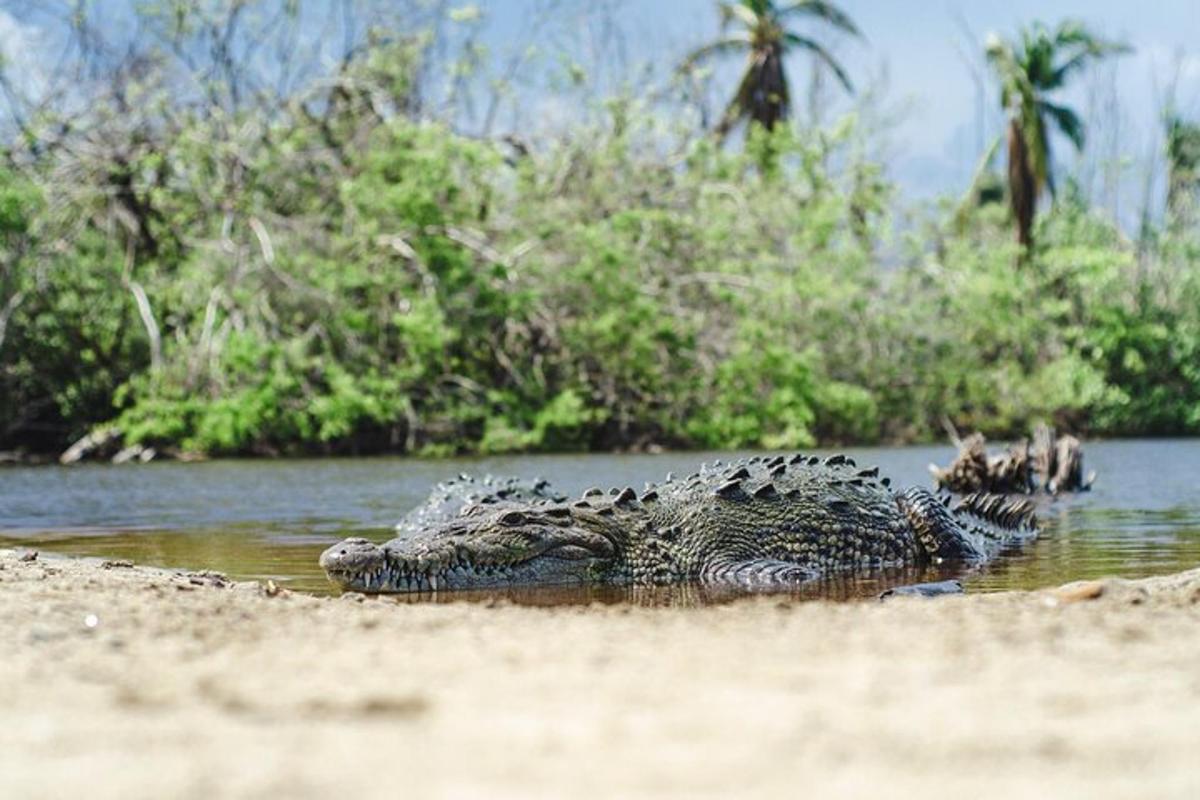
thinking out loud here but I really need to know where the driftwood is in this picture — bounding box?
[59,428,158,465]
[59,428,122,465]
[930,423,1094,495]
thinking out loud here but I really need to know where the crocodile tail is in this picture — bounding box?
[896,487,987,562]
[953,492,1037,533]
[897,487,1037,564]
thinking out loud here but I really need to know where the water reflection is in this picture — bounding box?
[368,564,971,607]
[2,440,1198,602]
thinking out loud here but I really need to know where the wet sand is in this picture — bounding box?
[2,547,1198,799]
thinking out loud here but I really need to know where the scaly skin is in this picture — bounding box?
[393,474,565,536]
[320,454,1037,593]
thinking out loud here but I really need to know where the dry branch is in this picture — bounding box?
[930,424,1095,494]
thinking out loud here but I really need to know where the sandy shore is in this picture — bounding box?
[2,548,1198,799]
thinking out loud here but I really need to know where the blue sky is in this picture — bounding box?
[479,0,1200,213]
[2,0,1198,212]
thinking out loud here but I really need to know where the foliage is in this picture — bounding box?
[1166,114,1200,222]
[984,21,1130,248]
[0,4,1197,459]
[680,0,861,139]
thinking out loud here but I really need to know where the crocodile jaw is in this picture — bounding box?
[320,536,614,593]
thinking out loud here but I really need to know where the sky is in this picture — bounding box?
[482,0,1200,217]
[2,0,1198,215]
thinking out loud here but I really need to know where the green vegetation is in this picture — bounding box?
[1166,114,1200,223]
[0,3,1197,459]
[984,21,1130,248]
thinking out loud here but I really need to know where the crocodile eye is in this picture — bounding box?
[499,511,528,526]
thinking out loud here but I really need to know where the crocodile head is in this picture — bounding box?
[320,504,625,593]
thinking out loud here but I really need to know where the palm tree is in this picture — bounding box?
[985,21,1130,249]
[681,1,862,141]
[1166,114,1200,221]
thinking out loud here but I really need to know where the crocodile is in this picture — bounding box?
[393,474,565,536]
[319,454,1037,594]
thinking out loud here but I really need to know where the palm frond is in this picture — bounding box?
[715,62,759,141]
[1050,19,1128,54]
[954,131,1005,223]
[1044,50,1090,89]
[783,32,854,92]
[1040,100,1085,151]
[719,2,761,31]
[1049,43,1130,87]
[987,33,1044,115]
[777,0,862,38]
[679,33,753,72]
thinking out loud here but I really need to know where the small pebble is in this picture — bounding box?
[1053,581,1105,604]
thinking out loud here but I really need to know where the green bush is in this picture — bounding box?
[3,22,1198,458]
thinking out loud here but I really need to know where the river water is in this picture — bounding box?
[2,440,1198,600]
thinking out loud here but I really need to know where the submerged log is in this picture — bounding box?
[111,444,157,464]
[930,424,1094,495]
[1047,432,1088,493]
[928,433,990,493]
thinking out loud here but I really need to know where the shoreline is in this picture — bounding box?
[5,433,1196,469]
[2,548,1198,798]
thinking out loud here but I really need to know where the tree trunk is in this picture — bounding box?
[1007,117,1036,250]
[750,44,788,132]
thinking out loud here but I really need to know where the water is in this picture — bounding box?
[2,440,1198,601]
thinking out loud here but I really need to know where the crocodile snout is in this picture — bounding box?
[319,537,385,575]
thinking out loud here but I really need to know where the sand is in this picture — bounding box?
[1,547,1198,800]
